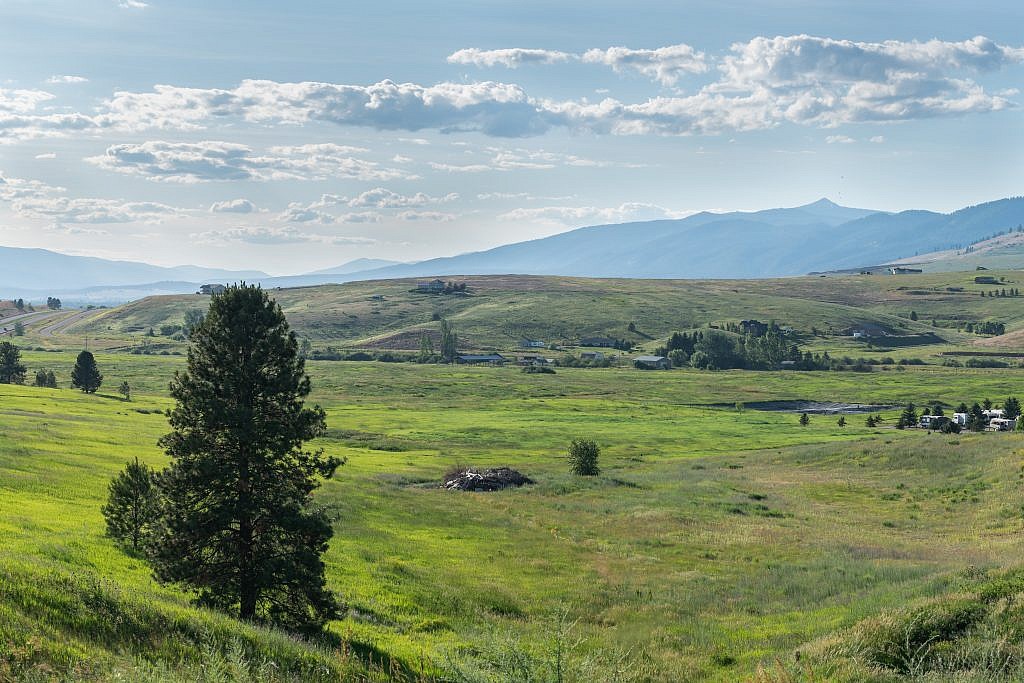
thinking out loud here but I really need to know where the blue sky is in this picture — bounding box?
[0,0,1021,274]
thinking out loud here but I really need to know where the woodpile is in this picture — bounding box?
[442,467,533,492]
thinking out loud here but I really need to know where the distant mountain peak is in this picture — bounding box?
[802,197,841,209]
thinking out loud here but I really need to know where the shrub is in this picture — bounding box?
[567,439,600,476]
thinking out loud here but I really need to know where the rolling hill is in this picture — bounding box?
[65,269,1024,354]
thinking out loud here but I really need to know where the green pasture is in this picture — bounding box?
[3,357,1024,680]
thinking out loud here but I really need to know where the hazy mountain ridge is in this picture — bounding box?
[0,246,267,293]
[3,197,1023,303]
[340,196,1024,282]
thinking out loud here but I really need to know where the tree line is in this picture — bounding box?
[656,329,831,371]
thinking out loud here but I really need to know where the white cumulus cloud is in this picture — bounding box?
[447,48,575,68]
[85,140,408,183]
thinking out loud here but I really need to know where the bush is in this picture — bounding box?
[567,439,600,476]
[522,365,555,374]
[965,357,1009,368]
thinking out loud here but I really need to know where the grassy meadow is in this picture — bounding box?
[4,352,1024,681]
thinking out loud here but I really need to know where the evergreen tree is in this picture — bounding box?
[837,415,846,427]
[1003,396,1021,420]
[968,403,986,432]
[909,310,918,321]
[71,350,102,393]
[799,412,810,427]
[865,415,876,427]
[898,402,917,429]
[118,380,132,401]
[0,341,26,384]
[151,285,341,634]
[46,370,56,388]
[102,457,160,554]
[12,321,24,336]
[956,402,969,414]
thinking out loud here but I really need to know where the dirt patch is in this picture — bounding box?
[443,467,534,491]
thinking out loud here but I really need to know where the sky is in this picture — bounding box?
[0,0,1022,275]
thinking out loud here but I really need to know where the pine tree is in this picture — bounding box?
[0,341,26,384]
[1003,396,1021,420]
[150,285,341,634]
[898,402,917,429]
[799,412,810,427]
[837,415,846,427]
[71,350,102,393]
[118,380,131,401]
[968,403,986,432]
[102,457,160,554]
[865,415,876,427]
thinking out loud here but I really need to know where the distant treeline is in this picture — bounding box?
[655,329,830,371]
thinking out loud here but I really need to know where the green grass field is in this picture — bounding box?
[4,351,1024,681]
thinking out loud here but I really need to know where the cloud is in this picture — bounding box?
[430,148,631,173]
[499,202,691,226]
[1,35,1020,145]
[0,88,55,114]
[209,198,256,213]
[34,152,57,159]
[117,0,148,8]
[449,44,707,86]
[395,210,455,221]
[85,140,408,183]
[447,48,574,68]
[0,171,180,225]
[279,203,338,224]
[281,192,459,223]
[343,187,458,208]
[46,75,89,84]
[826,135,856,144]
[98,79,556,137]
[428,162,492,173]
[869,135,886,143]
[191,225,376,246]
[582,45,708,85]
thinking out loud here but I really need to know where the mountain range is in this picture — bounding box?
[2,196,1023,303]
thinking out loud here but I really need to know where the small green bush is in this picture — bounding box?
[567,439,600,476]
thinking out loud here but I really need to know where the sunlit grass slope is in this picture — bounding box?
[4,360,1024,680]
